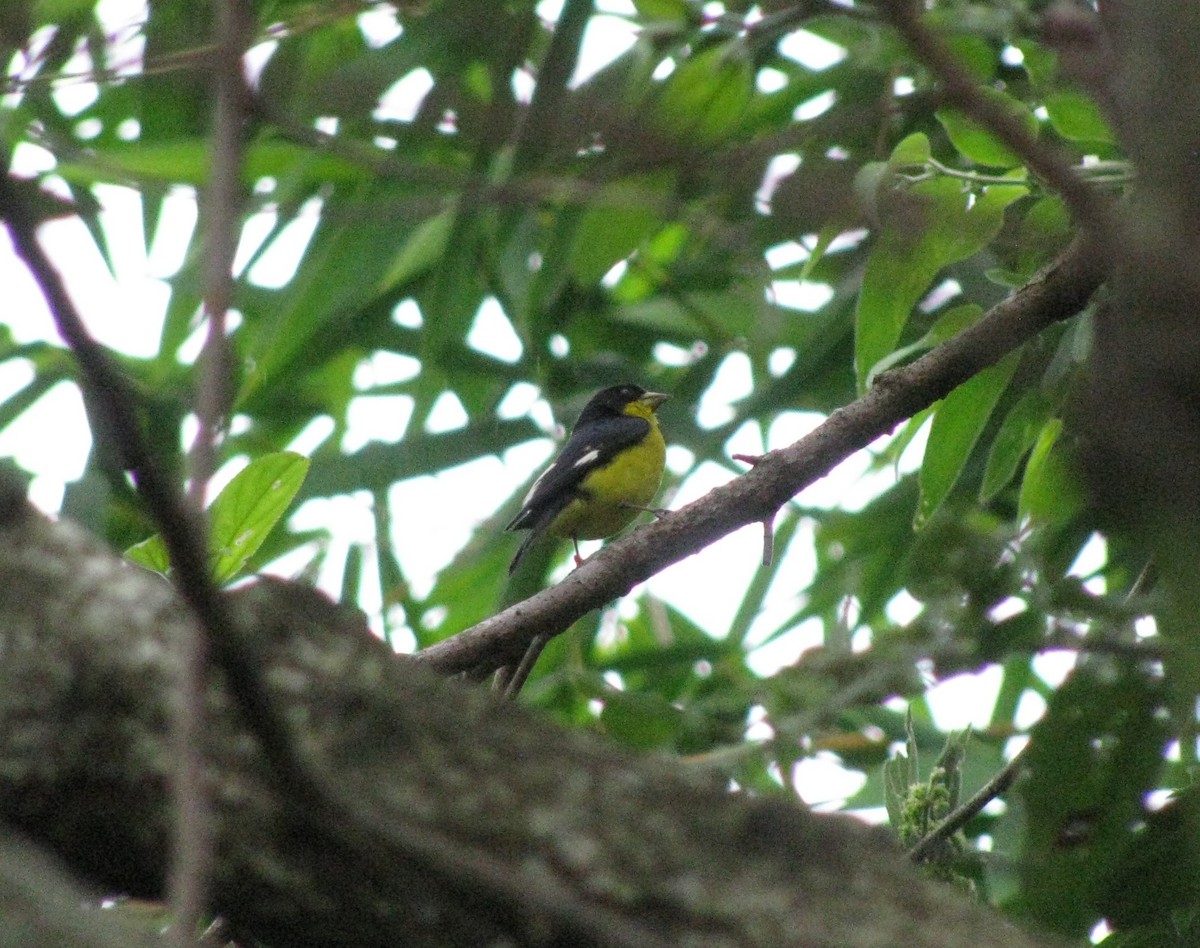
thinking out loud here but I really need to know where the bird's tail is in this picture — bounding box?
[508,531,537,574]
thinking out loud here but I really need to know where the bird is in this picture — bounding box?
[506,384,670,574]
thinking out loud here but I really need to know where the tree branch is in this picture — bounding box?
[0,491,1062,948]
[417,237,1106,676]
[168,0,254,938]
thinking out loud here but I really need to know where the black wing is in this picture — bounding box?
[506,413,650,534]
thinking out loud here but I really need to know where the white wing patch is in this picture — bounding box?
[522,465,552,505]
[572,448,601,469]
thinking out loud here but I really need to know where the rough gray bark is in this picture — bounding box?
[0,486,1062,948]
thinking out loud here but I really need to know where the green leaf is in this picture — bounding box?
[377,210,454,295]
[883,754,913,833]
[1014,39,1057,88]
[936,89,1040,168]
[209,453,311,584]
[655,41,754,145]
[633,0,689,18]
[127,454,311,583]
[1044,90,1114,144]
[867,303,981,383]
[917,350,1019,526]
[856,178,1026,388]
[889,131,931,168]
[599,689,683,751]
[570,191,664,286]
[980,392,1051,502]
[1018,419,1084,526]
[125,534,170,576]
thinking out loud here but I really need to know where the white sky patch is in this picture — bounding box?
[353,351,421,389]
[1033,649,1076,689]
[376,69,434,123]
[765,239,807,271]
[358,5,403,47]
[246,199,322,288]
[286,415,335,456]
[147,189,198,275]
[794,753,867,808]
[52,40,99,116]
[724,420,763,460]
[653,342,693,367]
[768,347,795,376]
[425,390,469,433]
[0,381,92,512]
[389,454,532,599]
[512,67,536,104]
[758,154,802,210]
[696,352,753,428]
[771,280,834,312]
[177,309,244,365]
[778,29,847,72]
[342,395,415,452]
[571,15,639,86]
[206,453,250,504]
[32,208,167,359]
[885,589,922,625]
[647,459,763,634]
[1014,689,1047,731]
[0,361,34,405]
[926,665,1004,730]
[746,615,824,677]
[393,298,424,329]
[794,89,837,122]
[496,381,543,420]
[757,67,789,93]
[467,297,523,363]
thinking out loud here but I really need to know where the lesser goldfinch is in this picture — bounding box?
[507,384,670,573]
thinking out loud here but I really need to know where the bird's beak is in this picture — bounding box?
[641,392,670,412]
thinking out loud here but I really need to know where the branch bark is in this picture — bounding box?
[418,238,1106,676]
[0,484,1066,948]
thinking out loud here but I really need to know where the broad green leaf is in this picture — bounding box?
[600,689,684,751]
[633,0,689,18]
[55,141,368,188]
[125,534,170,576]
[867,303,981,384]
[209,453,311,584]
[936,89,1039,168]
[917,350,1019,526]
[980,392,1051,502]
[1014,38,1057,88]
[655,41,754,145]
[889,131,931,168]
[378,210,455,294]
[570,195,663,286]
[856,178,1027,388]
[1019,419,1084,525]
[1044,90,1114,144]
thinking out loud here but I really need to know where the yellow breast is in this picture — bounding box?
[549,421,665,541]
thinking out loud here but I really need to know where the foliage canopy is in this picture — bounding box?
[2,0,1197,944]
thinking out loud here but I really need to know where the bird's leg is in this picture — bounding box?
[572,536,584,568]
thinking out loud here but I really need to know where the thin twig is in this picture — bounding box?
[167,0,252,940]
[883,0,1117,248]
[504,633,551,700]
[908,744,1028,863]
